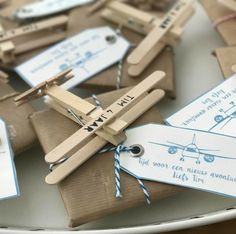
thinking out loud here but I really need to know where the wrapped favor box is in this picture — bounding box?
[30,87,182,227]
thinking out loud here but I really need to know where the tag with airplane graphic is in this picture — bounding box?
[0,118,19,200]
[15,26,130,90]
[166,74,236,137]
[120,124,236,197]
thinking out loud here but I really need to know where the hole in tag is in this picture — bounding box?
[105,35,117,44]
[130,144,144,157]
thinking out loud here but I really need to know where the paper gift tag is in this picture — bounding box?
[0,118,19,200]
[166,74,236,137]
[121,124,236,197]
[15,26,130,89]
[15,0,95,19]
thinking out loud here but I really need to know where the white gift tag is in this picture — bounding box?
[121,124,236,198]
[15,26,130,89]
[15,0,95,19]
[0,118,19,200]
[166,74,236,137]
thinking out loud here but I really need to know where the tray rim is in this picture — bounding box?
[1,206,236,233]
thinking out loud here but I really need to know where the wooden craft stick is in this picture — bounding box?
[0,15,68,42]
[0,15,68,64]
[15,32,66,55]
[218,0,236,11]
[45,89,165,184]
[107,89,165,133]
[45,71,165,163]
[127,0,192,66]
[46,136,107,184]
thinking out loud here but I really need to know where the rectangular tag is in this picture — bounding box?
[121,124,236,197]
[15,0,95,19]
[15,26,130,89]
[0,118,19,200]
[166,74,236,137]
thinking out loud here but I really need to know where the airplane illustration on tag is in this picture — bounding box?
[209,101,236,131]
[149,134,236,164]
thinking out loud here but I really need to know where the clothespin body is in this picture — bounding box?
[15,69,165,184]
[218,0,236,11]
[101,0,194,76]
[0,15,68,64]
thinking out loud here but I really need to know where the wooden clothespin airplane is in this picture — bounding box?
[218,0,236,11]
[101,0,194,76]
[0,15,68,64]
[14,69,165,184]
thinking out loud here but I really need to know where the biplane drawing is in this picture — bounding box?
[149,134,236,164]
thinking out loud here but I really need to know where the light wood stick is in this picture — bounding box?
[45,71,165,163]
[127,0,193,66]
[0,15,68,42]
[107,89,165,133]
[45,89,165,184]
[15,32,67,55]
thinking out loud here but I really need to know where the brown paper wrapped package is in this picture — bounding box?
[30,88,182,227]
[200,0,236,46]
[215,47,236,78]
[0,80,36,155]
[1,0,176,97]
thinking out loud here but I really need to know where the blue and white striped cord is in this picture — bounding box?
[91,94,102,108]
[99,145,151,205]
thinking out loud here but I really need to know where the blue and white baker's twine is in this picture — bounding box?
[99,145,151,205]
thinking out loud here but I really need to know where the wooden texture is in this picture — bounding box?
[45,89,165,184]
[201,0,236,46]
[215,46,236,78]
[45,71,165,164]
[103,0,193,77]
[0,15,68,64]
[1,0,176,97]
[30,87,182,227]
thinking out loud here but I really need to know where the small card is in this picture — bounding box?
[121,124,236,197]
[0,118,19,200]
[15,0,95,19]
[166,74,236,137]
[15,27,130,89]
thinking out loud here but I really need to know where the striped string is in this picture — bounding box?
[91,94,102,108]
[213,12,236,28]
[135,177,151,205]
[99,145,151,204]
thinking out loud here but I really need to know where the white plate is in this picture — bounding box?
[1,2,236,233]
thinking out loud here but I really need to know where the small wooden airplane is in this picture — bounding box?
[0,15,68,64]
[14,69,165,184]
[218,0,236,11]
[101,0,194,77]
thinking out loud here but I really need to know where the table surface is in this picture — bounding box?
[1,1,236,233]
